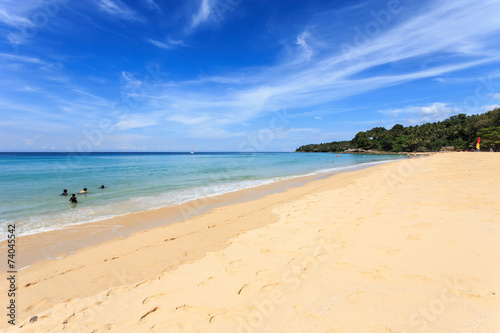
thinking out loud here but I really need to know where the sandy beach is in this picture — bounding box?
[2,153,500,332]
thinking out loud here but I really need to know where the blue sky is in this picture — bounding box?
[1,0,500,152]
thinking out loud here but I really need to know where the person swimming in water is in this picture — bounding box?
[61,189,68,196]
[99,185,105,189]
[69,194,77,203]
[79,188,87,194]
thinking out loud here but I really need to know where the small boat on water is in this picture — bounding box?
[190,151,194,154]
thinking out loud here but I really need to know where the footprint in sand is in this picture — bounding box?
[92,275,106,283]
[106,285,132,296]
[197,276,214,287]
[260,247,273,254]
[255,269,271,277]
[407,234,420,241]
[143,293,166,304]
[315,252,330,261]
[225,259,245,274]
[134,279,150,288]
[208,309,230,323]
[261,282,280,293]
[464,291,496,300]
[347,291,366,303]
[387,249,401,255]
[140,307,159,321]
[237,284,249,295]
[173,304,204,312]
[362,266,391,279]
[24,297,50,311]
[180,258,198,265]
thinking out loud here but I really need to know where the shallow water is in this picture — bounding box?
[0,152,400,239]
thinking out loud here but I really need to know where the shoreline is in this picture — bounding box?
[3,152,499,331]
[0,159,398,270]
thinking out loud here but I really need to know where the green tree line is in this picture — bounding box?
[296,108,500,153]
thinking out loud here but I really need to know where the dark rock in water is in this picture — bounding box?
[30,316,38,323]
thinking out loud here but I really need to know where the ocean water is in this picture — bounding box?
[0,152,400,240]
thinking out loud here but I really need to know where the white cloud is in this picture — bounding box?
[380,103,460,125]
[167,0,500,125]
[186,127,246,139]
[6,0,500,148]
[166,114,211,125]
[116,117,156,129]
[115,143,146,150]
[143,0,161,11]
[0,53,45,65]
[188,0,236,32]
[20,86,37,91]
[166,38,187,47]
[147,38,186,49]
[288,128,320,133]
[121,71,142,90]
[0,8,32,27]
[97,0,143,22]
[190,0,212,30]
[296,31,314,62]
[148,39,170,49]
[490,93,500,99]
[484,104,500,111]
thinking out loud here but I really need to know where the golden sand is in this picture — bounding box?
[2,153,499,332]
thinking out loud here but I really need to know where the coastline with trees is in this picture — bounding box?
[296,108,500,153]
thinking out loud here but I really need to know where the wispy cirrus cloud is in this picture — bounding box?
[0,7,32,27]
[190,0,212,30]
[116,116,157,129]
[295,31,314,62]
[97,0,143,22]
[147,38,186,49]
[143,0,161,12]
[150,0,500,130]
[0,53,45,65]
[188,0,240,32]
[165,114,211,125]
[4,0,500,151]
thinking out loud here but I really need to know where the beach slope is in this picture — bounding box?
[4,153,500,332]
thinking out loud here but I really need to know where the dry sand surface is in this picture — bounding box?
[2,153,500,332]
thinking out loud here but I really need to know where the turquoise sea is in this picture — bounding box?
[0,152,400,240]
